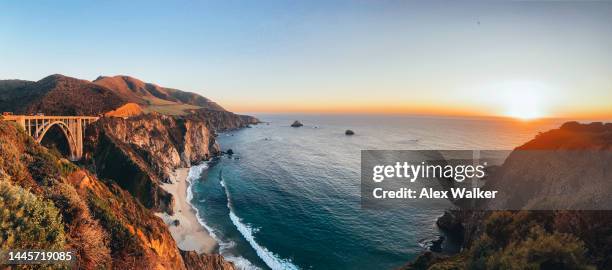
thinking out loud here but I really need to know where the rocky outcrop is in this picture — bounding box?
[436,211,464,239]
[185,109,260,131]
[180,250,235,270]
[291,120,303,127]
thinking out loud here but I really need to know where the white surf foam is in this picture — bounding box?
[186,164,261,270]
[221,178,301,270]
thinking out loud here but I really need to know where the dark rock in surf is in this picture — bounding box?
[345,129,355,135]
[430,236,445,252]
[291,120,303,127]
[436,211,464,237]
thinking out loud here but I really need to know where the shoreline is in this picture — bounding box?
[156,168,217,254]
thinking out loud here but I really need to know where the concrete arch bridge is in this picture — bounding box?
[2,115,99,161]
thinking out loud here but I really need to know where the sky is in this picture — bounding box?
[1,1,611,119]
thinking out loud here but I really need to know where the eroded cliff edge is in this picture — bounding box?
[83,110,257,213]
[80,110,256,269]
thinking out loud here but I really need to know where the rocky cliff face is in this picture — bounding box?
[180,251,236,270]
[186,109,260,131]
[83,109,257,212]
[84,113,222,213]
[80,112,247,269]
[484,121,612,211]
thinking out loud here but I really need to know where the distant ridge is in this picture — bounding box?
[0,74,226,116]
[93,75,226,112]
[0,74,125,115]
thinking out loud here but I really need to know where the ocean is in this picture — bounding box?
[187,114,564,270]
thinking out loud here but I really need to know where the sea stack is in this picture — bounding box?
[345,129,355,135]
[291,120,303,127]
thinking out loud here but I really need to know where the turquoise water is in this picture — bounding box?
[188,115,563,270]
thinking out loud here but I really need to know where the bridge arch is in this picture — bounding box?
[36,121,78,159]
[1,115,98,161]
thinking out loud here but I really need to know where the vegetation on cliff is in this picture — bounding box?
[0,120,235,269]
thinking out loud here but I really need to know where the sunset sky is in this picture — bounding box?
[1,1,611,119]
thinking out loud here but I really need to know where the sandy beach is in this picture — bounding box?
[156,168,217,254]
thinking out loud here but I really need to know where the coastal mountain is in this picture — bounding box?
[0,74,125,115]
[0,74,227,116]
[0,73,256,269]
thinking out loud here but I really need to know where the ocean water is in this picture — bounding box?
[188,115,564,270]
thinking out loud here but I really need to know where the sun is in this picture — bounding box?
[496,81,549,120]
[505,106,541,120]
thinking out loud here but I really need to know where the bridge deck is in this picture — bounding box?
[2,115,99,120]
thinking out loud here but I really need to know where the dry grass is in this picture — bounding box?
[142,104,202,115]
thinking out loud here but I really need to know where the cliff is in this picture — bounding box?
[0,120,184,269]
[404,122,612,269]
[180,251,236,270]
[83,109,257,211]
[186,109,260,131]
[84,113,221,213]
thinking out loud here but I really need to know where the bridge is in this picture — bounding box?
[2,115,99,161]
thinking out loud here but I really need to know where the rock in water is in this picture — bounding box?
[345,129,355,135]
[226,149,234,155]
[291,120,303,127]
[430,236,445,252]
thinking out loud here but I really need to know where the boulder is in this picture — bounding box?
[345,129,355,135]
[291,120,303,127]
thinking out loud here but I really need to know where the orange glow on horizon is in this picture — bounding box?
[224,102,612,120]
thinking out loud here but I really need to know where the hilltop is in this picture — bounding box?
[0,74,228,116]
[93,75,226,115]
[0,74,125,115]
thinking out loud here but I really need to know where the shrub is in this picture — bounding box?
[468,212,595,270]
[87,194,140,255]
[25,146,61,185]
[0,180,66,249]
[47,183,111,268]
[486,226,595,270]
